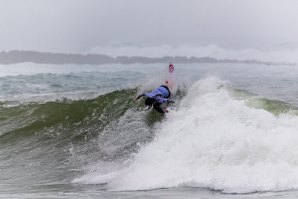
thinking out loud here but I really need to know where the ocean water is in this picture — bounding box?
[1,62,298,198]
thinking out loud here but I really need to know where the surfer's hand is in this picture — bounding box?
[167,100,175,104]
[135,95,142,100]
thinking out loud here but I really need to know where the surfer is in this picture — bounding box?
[135,81,174,115]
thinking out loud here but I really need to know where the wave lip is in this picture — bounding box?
[80,77,298,193]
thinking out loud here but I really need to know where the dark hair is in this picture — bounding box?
[145,98,155,106]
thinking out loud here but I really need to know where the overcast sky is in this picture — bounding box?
[0,0,298,54]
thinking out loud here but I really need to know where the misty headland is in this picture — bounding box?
[0,50,294,66]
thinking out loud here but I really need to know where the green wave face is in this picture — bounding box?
[0,89,138,145]
[0,88,143,176]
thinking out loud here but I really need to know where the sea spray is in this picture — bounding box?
[76,77,298,193]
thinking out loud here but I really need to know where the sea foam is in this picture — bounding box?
[77,77,298,193]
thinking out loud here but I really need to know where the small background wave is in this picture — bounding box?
[0,71,143,102]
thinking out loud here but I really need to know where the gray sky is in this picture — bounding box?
[0,0,298,53]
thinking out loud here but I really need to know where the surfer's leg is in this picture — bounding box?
[153,103,165,114]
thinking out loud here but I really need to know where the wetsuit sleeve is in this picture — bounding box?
[144,92,156,98]
[136,91,156,99]
[154,95,169,104]
[160,98,169,103]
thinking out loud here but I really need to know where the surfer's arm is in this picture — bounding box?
[135,93,145,100]
[164,99,175,104]
[162,98,175,104]
[155,96,174,104]
[167,100,175,104]
[136,91,156,100]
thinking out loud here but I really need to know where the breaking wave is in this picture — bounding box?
[2,76,298,193]
[73,77,298,194]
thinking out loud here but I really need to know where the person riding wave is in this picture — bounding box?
[136,81,174,115]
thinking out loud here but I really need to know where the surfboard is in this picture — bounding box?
[164,63,175,90]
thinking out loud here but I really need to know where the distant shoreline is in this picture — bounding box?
[0,50,295,66]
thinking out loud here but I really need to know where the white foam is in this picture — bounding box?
[73,162,124,185]
[77,77,298,193]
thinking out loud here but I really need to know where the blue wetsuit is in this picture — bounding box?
[144,85,171,103]
[137,85,173,114]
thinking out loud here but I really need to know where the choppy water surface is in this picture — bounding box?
[1,63,298,198]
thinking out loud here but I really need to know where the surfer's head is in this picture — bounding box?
[145,97,154,106]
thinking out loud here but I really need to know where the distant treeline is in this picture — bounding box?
[0,50,294,66]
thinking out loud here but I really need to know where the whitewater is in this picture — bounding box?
[1,62,298,198]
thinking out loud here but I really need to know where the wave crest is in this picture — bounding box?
[76,78,298,193]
